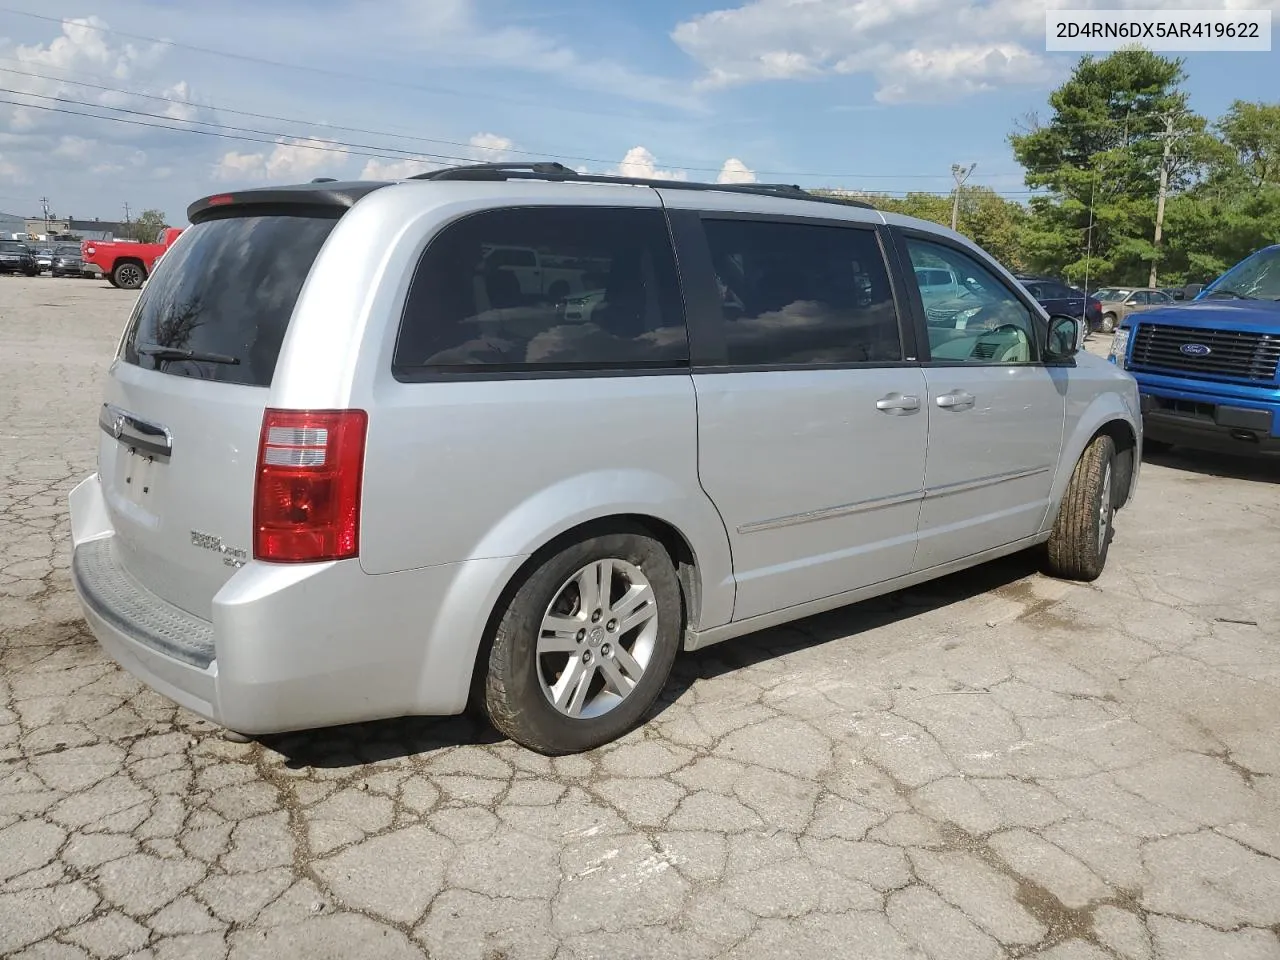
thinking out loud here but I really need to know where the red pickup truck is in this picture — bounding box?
[82,226,184,290]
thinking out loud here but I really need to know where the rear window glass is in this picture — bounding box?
[120,214,336,386]
[393,206,688,376]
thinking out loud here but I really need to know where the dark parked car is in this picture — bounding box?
[1159,285,1205,302]
[1015,275,1103,336]
[0,240,37,276]
[50,243,87,278]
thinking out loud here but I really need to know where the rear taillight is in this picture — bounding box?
[253,409,368,563]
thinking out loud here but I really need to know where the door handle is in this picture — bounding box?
[875,393,921,414]
[935,390,975,411]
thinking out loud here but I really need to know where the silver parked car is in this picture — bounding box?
[69,162,1142,754]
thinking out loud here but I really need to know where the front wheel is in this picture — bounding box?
[1099,312,1118,334]
[483,526,683,754]
[1045,434,1117,582]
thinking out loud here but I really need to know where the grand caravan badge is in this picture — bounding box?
[191,530,248,568]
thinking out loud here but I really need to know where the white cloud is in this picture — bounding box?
[214,137,349,182]
[0,153,23,182]
[717,158,756,184]
[161,81,199,124]
[468,133,513,162]
[393,1,701,111]
[359,157,439,180]
[213,151,265,180]
[53,136,95,160]
[2,15,173,131]
[613,146,687,181]
[672,0,1279,102]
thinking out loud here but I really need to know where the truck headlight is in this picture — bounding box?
[1108,327,1130,368]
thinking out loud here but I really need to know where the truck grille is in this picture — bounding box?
[1131,323,1280,382]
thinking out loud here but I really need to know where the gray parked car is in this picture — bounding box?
[69,162,1142,754]
[50,243,86,278]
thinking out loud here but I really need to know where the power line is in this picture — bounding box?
[0,95,406,164]
[2,91,1049,197]
[0,5,680,124]
[1,61,1032,182]
[0,62,617,168]
[3,86,484,166]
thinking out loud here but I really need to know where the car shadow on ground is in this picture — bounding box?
[1145,447,1280,483]
[263,552,1042,769]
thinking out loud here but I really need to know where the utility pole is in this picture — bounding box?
[40,197,50,239]
[950,163,976,232]
[1148,112,1181,289]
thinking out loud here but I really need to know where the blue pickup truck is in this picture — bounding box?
[1108,244,1280,457]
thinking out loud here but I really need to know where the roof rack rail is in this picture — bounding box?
[407,162,874,209]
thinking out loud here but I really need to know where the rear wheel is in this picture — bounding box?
[1045,434,1117,582]
[483,526,682,754]
[1100,312,1118,334]
[112,261,146,290]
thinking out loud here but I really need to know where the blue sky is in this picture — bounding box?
[1,0,1278,224]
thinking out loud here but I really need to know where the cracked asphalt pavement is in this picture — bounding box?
[3,275,1280,960]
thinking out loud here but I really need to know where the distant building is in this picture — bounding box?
[25,217,72,240]
[0,210,26,239]
[18,216,135,241]
[68,219,133,242]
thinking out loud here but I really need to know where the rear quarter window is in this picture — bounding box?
[120,213,337,386]
[393,206,688,377]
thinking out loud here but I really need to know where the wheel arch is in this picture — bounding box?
[460,511,714,718]
[1047,395,1140,527]
[112,257,148,280]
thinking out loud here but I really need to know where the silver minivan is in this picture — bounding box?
[70,163,1141,754]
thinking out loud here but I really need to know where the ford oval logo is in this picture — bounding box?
[1180,343,1211,357]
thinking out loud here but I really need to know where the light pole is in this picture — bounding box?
[950,163,976,231]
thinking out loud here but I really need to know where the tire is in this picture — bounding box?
[1100,312,1118,334]
[112,261,146,290]
[483,525,683,754]
[1045,434,1117,582]
[105,273,120,288]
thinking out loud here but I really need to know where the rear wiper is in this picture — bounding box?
[137,344,241,365]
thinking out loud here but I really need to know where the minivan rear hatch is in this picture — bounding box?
[97,184,383,620]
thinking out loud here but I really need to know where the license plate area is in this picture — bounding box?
[100,404,172,511]
[116,447,162,507]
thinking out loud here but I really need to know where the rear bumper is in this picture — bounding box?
[69,473,521,735]
[1137,377,1280,457]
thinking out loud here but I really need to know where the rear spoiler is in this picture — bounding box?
[186,181,390,223]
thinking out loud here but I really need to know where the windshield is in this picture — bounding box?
[55,244,81,255]
[0,241,26,252]
[1201,246,1280,300]
[1094,288,1128,300]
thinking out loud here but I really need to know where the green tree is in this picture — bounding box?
[1009,48,1210,286]
[824,188,1027,269]
[1213,100,1280,187]
[126,209,169,244]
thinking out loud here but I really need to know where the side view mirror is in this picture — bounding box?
[1046,316,1080,361]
